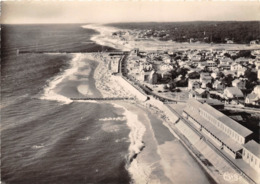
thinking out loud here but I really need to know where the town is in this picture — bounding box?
[106,47,260,183]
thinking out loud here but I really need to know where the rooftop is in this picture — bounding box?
[243,140,260,158]
[200,103,253,138]
[184,107,242,151]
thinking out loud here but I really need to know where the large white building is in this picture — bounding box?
[242,140,260,172]
[182,99,253,159]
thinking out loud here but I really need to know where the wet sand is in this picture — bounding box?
[114,101,215,184]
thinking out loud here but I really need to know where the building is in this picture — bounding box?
[226,40,234,44]
[242,140,260,172]
[182,99,253,158]
[245,85,260,105]
[224,87,244,99]
[188,79,201,90]
[148,70,158,84]
[133,48,140,56]
[206,60,217,71]
[200,73,212,89]
[189,88,208,99]
[213,80,225,90]
[231,63,244,71]
[109,56,121,73]
[232,79,246,90]
[237,67,247,77]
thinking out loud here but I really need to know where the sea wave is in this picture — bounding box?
[40,53,82,104]
[110,103,148,183]
[99,117,126,121]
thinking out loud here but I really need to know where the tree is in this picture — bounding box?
[206,83,213,89]
[188,72,200,79]
[244,69,257,82]
[221,74,233,87]
[224,53,231,58]
[217,72,225,79]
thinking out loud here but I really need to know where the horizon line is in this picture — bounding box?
[2,20,260,25]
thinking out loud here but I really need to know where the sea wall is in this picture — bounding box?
[113,75,147,101]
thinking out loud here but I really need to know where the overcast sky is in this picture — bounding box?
[1,1,260,24]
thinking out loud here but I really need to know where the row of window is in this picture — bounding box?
[185,111,236,154]
[199,109,244,144]
[243,150,260,168]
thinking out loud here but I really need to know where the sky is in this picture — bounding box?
[1,1,260,24]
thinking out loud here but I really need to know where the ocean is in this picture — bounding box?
[1,24,216,184]
[1,25,131,184]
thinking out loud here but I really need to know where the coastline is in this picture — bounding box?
[83,24,260,52]
[84,25,218,183]
[39,24,219,183]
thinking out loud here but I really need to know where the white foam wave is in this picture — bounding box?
[109,103,148,183]
[32,144,45,149]
[99,117,126,121]
[40,53,82,104]
[82,24,132,51]
[80,136,91,141]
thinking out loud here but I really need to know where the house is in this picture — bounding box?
[200,73,212,88]
[158,64,173,71]
[223,70,236,77]
[197,61,207,69]
[218,63,231,70]
[245,93,260,106]
[190,55,201,62]
[231,63,244,71]
[188,79,201,90]
[189,88,208,99]
[245,85,260,105]
[137,71,151,82]
[232,78,246,90]
[224,87,244,99]
[206,60,217,71]
[226,40,234,44]
[162,55,171,64]
[237,67,247,77]
[213,80,225,90]
[250,40,259,45]
[219,57,233,65]
[253,85,260,95]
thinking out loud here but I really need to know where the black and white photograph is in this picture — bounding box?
[1,1,260,184]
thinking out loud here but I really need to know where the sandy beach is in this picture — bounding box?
[80,25,217,183]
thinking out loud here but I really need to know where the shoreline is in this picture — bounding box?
[89,51,218,183]
[82,24,260,51]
